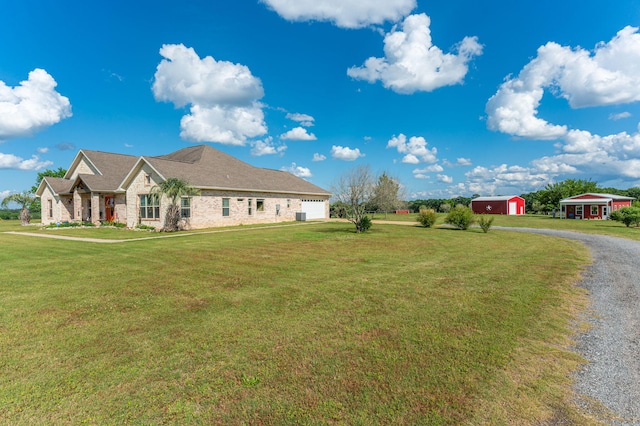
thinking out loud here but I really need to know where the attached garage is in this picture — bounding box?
[301,199,327,220]
[471,196,525,215]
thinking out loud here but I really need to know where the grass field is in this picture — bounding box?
[375,212,640,241]
[0,219,601,424]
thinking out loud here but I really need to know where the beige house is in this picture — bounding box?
[36,145,331,229]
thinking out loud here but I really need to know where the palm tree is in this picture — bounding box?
[150,177,200,232]
[1,192,36,226]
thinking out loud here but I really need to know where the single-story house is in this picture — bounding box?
[36,144,331,229]
[471,196,525,215]
[560,193,635,220]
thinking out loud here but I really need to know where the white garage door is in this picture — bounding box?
[301,199,326,219]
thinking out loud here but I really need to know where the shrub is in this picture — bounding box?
[417,209,438,228]
[101,221,126,228]
[610,206,640,227]
[477,215,494,233]
[356,216,372,233]
[136,224,156,231]
[445,206,475,230]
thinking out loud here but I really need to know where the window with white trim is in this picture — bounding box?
[248,199,252,215]
[47,199,53,218]
[576,205,583,217]
[591,205,598,216]
[256,199,264,212]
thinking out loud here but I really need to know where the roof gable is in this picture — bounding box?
[472,195,522,202]
[562,193,635,202]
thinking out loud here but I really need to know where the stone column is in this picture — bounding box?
[91,193,100,224]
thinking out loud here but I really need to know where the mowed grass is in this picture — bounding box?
[0,221,595,424]
[378,212,640,241]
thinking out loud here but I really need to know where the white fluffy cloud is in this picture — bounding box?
[250,138,287,156]
[281,162,312,178]
[464,164,552,194]
[0,69,72,141]
[347,14,482,94]
[312,153,326,161]
[280,126,317,141]
[331,145,364,161]
[456,157,472,166]
[387,133,437,164]
[437,174,453,183]
[482,26,640,189]
[260,0,416,29]
[153,44,267,145]
[0,152,52,170]
[486,26,640,140]
[0,189,11,202]
[286,112,314,127]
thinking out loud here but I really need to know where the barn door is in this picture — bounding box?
[508,201,517,215]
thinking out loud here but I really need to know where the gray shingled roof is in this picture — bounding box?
[148,145,330,195]
[41,145,330,196]
[41,177,74,194]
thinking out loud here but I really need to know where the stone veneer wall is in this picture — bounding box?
[122,165,329,229]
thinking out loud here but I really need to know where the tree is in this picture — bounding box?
[368,173,404,217]
[150,177,200,232]
[331,165,375,233]
[538,179,598,212]
[1,192,36,225]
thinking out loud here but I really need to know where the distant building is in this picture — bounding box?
[559,193,635,220]
[471,196,525,215]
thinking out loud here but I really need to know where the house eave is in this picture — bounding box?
[195,185,331,197]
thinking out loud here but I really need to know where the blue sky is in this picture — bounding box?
[2,0,640,204]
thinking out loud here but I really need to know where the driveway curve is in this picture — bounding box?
[499,227,640,425]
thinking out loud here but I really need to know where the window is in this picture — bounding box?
[222,198,230,217]
[181,197,191,218]
[144,174,152,186]
[256,199,265,212]
[591,205,598,216]
[47,199,53,218]
[287,199,291,209]
[140,194,160,219]
[248,199,252,215]
[576,205,583,217]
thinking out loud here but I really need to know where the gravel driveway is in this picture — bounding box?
[500,228,640,425]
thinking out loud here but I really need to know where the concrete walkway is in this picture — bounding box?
[3,221,322,243]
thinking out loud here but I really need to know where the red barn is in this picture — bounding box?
[560,193,635,220]
[471,196,525,215]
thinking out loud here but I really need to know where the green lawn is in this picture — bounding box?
[377,212,640,241]
[0,220,598,424]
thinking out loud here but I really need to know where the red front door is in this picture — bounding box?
[105,196,115,221]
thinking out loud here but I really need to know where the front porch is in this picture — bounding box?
[561,203,609,220]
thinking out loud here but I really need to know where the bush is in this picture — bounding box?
[445,206,475,230]
[610,206,640,227]
[101,221,126,228]
[417,209,438,228]
[477,215,494,233]
[356,216,372,233]
[136,224,156,231]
